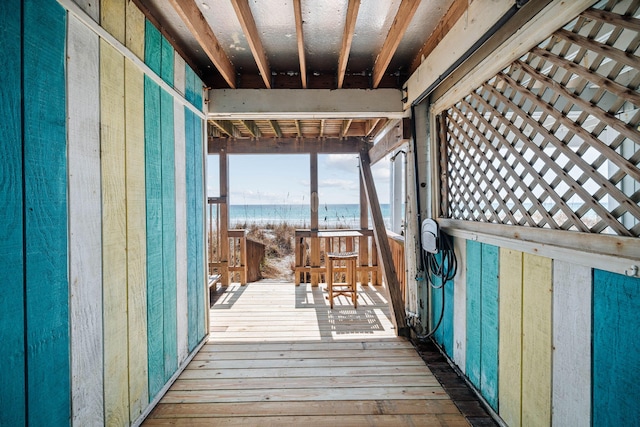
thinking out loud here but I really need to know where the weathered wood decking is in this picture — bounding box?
[144,281,468,426]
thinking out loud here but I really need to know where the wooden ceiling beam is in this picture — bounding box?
[372,0,421,88]
[337,0,361,89]
[209,137,369,154]
[293,0,307,88]
[365,118,381,137]
[167,0,236,88]
[369,118,411,164]
[230,0,272,89]
[341,119,353,137]
[210,120,239,137]
[268,120,283,137]
[409,0,469,74]
[240,120,261,138]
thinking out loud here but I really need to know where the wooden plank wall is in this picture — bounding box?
[0,1,207,425]
[464,241,499,410]
[0,0,69,424]
[68,14,104,426]
[23,1,70,425]
[0,1,26,425]
[430,253,454,356]
[442,237,639,426]
[593,270,640,425]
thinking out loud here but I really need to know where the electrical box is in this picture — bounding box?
[421,219,439,254]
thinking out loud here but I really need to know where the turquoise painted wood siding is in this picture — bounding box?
[593,270,640,426]
[0,2,26,424]
[24,1,70,424]
[431,253,454,355]
[466,240,499,410]
[144,74,164,399]
[466,241,482,388]
[161,89,178,381]
[146,18,182,397]
[480,244,499,409]
[185,64,206,350]
[1,3,71,422]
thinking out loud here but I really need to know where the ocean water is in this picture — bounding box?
[224,204,391,228]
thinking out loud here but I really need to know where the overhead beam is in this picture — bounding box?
[239,120,260,138]
[208,89,404,119]
[369,118,411,164]
[168,0,236,88]
[231,0,271,89]
[409,0,469,74]
[210,120,238,138]
[372,0,421,88]
[337,0,361,89]
[365,118,381,137]
[208,137,369,154]
[268,120,283,137]
[359,151,409,336]
[341,119,353,137]
[293,0,307,88]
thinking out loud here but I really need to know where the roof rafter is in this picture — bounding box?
[372,0,421,88]
[409,0,469,74]
[167,0,236,88]
[268,120,283,137]
[210,120,239,137]
[337,0,361,89]
[240,119,261,138]
[293,0,307,88]
[341,119,353,137]
[365,118,381,137]
[231,0,272,89]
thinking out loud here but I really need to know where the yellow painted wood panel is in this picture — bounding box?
[125,58,148,421]
[522,253,552,427]
[101,0,125,44]
[498,248,523,427]
[101,40,130,426]
[125,0,145,59]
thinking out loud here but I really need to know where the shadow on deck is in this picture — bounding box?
[144,281,492,426]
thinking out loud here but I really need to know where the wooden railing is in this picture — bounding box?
[294,229,381,286]
[209,228,264,285]
[387,230,406,305]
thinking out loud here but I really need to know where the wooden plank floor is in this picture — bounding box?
[144,281,468,426]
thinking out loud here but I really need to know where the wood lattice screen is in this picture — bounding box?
[439,0,640,237]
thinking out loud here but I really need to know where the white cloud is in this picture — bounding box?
[324,154,359,172]
[320,178,359,191]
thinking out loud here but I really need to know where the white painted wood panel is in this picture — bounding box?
[72,0,98,21]
[175,99,189,363]
[452,237,466,372]
[174,53,186,98]
[552,260,592,427]
[67,15,104,426]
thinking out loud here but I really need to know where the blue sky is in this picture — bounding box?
[207,154,390,204]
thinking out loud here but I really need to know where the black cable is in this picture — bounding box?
[410,231,457,340]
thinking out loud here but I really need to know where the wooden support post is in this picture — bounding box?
[359,174,369,285]
[310,153,320,286]
[359,151,408,336]
[219,152,229,285]
[240,233,247,285]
